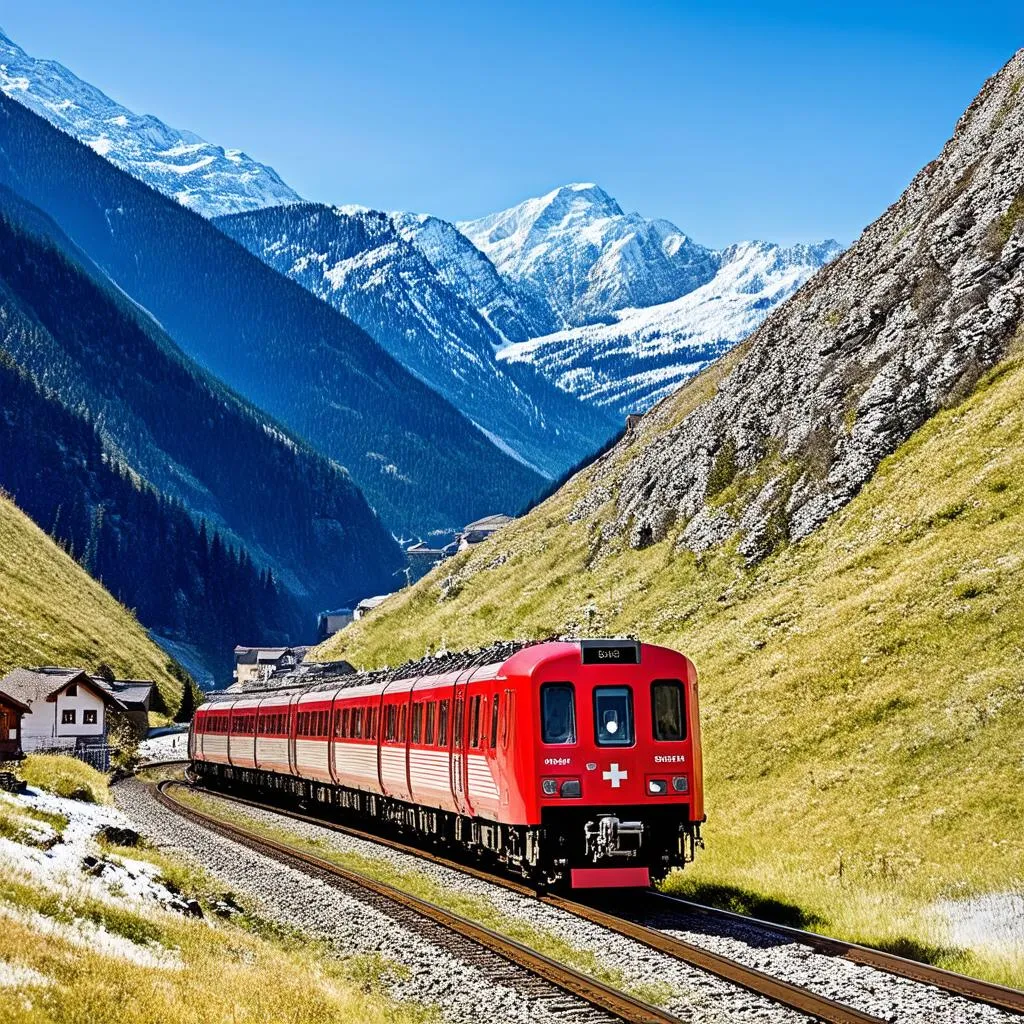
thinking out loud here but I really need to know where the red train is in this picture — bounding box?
[189,639,704,889]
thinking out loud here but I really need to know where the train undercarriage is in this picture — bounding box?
[190,760,701,889]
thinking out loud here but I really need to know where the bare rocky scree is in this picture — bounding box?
[584,50,1024,561]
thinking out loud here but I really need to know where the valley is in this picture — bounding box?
[315,47,1024,987]
[0,12,1021,1015]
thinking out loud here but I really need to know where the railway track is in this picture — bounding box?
[153,780,683,1024]
[646,892,1024,1017]
[144,768,1024,1019]
[152,776,889,1024]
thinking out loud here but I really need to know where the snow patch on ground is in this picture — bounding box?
[934,892,1024,957]
[138,729,189,762]
[0,787,190,970]
[0,960,51,988]
[0,901,181,969]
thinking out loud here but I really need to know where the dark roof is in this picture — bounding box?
[0,688,30,714]
[93,678,166,713]
[462,514,512,532]
[0,667,123,708]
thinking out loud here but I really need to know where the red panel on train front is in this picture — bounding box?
[570,867,651,889]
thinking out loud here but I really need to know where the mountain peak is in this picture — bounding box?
[459,183,714,326]
[0,28,300,218]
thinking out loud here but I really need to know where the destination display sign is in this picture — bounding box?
[580,639,641,665]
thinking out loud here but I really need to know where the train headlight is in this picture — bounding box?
[559,778,582,798]
[671,776,689,793]
[541,778,559,796]
[648,778,668,795]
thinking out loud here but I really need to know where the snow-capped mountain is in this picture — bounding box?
[0,24,840,457]
[458,182,720,328]
[216,204,618,479]
[0,28,299,217]
[497,239,843,416]
[391,212,555,344]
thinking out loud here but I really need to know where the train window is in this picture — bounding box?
[490,694,500,748]
[412,703,423,743]
[652,681,686,740]
[368,708,377,740]
[438,700,449,745]
[399,705,407,742]
[424,702,436,745]
[594,686,634,747]
[540,684,576,744]
[385,705,396,742]
[469,696,481,748]
[353,708,363,739]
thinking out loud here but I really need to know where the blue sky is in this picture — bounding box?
[4,2,1022,246]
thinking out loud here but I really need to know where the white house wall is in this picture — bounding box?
[21,688,106,750]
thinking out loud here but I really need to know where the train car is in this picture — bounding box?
[190,638,704,889]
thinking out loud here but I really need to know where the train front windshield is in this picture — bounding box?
[593,686,634,745]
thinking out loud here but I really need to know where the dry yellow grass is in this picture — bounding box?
[0,493,180,704]
[0,820,433,1024]
[317,351,1024,985]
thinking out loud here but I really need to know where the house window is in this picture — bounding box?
[62,709,76,725]
[66,684,77,697]
[83,710,98,726]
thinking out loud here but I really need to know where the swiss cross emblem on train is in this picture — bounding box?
[602,763,628,788]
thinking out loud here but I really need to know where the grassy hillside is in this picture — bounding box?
[317,342,1024,983]
[0,493,180,705]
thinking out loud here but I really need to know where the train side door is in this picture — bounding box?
[287,696,298,777]
[327,688,342,787]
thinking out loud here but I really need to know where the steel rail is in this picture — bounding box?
[151,777,883,1024]
[648,892,1024,1016]
[161,776,1024,1018]
[153,780,685,1024]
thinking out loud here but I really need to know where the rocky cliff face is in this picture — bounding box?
[586,50,1024,560]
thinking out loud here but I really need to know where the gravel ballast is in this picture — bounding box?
[124,782,1024,1024]
[115,779,811,1023]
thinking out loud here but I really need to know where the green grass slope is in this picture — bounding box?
[0,493,180,705]
[316,343,1024,984]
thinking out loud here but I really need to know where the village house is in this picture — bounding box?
[0,668,124,754]
[457,513,512,550]
[316,608,354,640]
[93,677,167,738]
[232,646,310,689]
[353,594,392,620]
[0,688,30,760]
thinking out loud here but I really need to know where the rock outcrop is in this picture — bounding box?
[591,51,1024,560]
